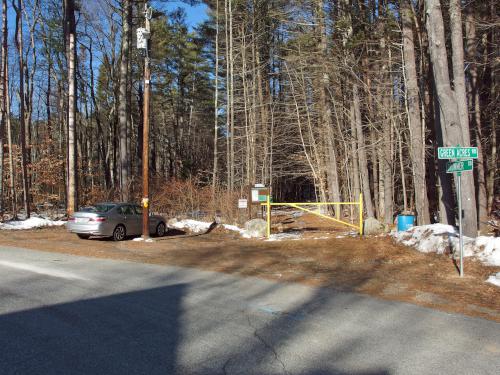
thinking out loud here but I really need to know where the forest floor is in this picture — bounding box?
[1,215,499,322]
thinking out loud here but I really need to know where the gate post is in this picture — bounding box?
[266,195,271,238]
[359,193,363,236]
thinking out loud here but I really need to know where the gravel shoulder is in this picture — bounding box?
[1,225,499,321]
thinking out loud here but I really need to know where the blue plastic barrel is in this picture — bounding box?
[397,215,415,231]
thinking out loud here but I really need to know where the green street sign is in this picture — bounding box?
[438,147,478,160]
[446,159,473,173]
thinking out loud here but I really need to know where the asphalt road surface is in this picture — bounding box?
[0,245,499,375]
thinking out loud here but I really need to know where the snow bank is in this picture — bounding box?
[168,218,306,240]
[0,216,66,230]
[486,274,500,287]
[169,219,212,233]
[169,219,246,235]
[392,224,500,266]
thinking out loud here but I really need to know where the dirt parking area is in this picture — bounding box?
[1,222,499,322]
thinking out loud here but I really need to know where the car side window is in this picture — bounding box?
[134,205,142,215]
[119,205,134,215]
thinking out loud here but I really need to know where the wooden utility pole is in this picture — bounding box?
[141,3,152,239]
[0,0,6,217]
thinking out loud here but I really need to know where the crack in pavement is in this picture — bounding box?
[246,315,290,375]
[221,357,231,375]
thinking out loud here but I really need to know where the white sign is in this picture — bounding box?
[251,189,259,203]
[238,199,248,209]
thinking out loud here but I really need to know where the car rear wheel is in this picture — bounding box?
[77,234,91,240]
[113,224,126,241]
[155,222,166,237]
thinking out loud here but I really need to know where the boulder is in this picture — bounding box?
[244,218,267,238]
[363,217,385,235]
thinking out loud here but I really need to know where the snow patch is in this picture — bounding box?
[223,224,245,234]
[391,224,500,266]
[486,275,500,288]
[132,237,154,243]
[0,216,66,230]
[169,219,211,233]
[170,219,246,235]
[266,232,302,241]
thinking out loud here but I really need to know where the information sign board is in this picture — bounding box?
[251,186,269,203]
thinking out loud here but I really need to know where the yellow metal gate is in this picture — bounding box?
[262,193,363,238]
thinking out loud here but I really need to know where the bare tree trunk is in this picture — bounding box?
[425,0,477,236]
[13,0,30,218]
[350,102,361,210]
[65,0,77,215]
[402,0,430,224]
[485,0,497,211]
[224,0,231,189]
[5,63,16,217]
[317,0,341,208]
[397,126,408,212]
[449,0,478,235]
[353,84,375,218]
[228,0,234,190]
[465,8,488,230]
[381,35,393,224]
[118,0,131,201]
[212,0,219,194]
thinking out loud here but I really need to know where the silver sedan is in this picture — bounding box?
[66,203,167,241]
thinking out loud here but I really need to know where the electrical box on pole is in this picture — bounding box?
[136,28,150,50]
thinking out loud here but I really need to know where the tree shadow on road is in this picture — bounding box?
[0,285,185,375]
[0,276,397,375]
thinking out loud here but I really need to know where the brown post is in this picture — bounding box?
[142,5,151,239]
[248,184,252,220]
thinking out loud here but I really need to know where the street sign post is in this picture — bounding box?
[437,145,476,277]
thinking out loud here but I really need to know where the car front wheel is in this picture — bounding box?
[113,225,126,241]
[155,222,166,237]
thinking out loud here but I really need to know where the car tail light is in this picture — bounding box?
[90,217,106,222]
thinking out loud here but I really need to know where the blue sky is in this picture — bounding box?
[160,1,209,29]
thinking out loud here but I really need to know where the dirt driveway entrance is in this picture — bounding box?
[1,224,499,321]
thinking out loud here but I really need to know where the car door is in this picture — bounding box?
[132,205,145,235]
[117,205,140,236]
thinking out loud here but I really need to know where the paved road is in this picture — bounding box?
[0,245,499,375]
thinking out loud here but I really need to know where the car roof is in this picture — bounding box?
[96,202,139,206]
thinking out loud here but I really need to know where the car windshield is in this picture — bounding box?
[80,204,116,213]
